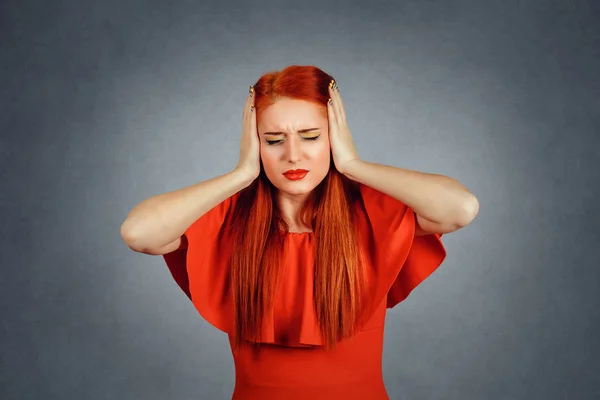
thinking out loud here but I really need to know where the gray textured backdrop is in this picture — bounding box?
[2,0,599,399]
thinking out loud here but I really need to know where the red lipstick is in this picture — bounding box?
[283,169,308,180]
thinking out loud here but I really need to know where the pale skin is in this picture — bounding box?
[258,97,331,232]
[257,80,479,235]
[121,81,479,255]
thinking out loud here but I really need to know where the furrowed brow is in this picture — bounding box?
[263,128,320,136]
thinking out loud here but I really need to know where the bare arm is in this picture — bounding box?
[120,168,254,254]
[341,160,478,234]
[123,87,260,255]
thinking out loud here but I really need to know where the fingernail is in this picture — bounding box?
[328,98,333,105]
[329,80,334,89]
[250,105,254,112]
[249,85,254,96]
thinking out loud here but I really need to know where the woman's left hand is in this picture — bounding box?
[327,80,360,174]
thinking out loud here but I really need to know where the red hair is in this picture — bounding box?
[225,65,370,351]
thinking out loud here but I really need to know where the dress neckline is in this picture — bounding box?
[279,230,314,236]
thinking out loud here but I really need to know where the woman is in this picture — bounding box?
[121,65,479,399]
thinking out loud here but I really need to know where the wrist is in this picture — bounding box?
[339,158,363,180]
[232,167,257,187]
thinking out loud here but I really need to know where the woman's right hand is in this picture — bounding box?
[235,86,261,182]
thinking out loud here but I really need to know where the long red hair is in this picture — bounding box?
[223,65,370,351]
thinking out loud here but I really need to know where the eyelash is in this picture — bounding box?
[266,136,320,145]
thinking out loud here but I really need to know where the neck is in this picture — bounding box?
[276,190,311,229]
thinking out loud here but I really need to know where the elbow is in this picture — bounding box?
[458,195,479,227]
[120,220,145,252]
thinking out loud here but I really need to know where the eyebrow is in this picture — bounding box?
[262,128,320,136]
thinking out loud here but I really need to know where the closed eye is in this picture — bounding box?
[265,135,320,145]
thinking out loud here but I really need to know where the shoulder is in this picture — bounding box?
[357,184,447,237]
[357,183,410,220]
[185,191,241,245]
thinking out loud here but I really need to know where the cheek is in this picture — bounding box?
[313,143,331,173]
[259,145,278,170]
[316,140,331,160]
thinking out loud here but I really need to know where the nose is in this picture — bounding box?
[284,135,301,163]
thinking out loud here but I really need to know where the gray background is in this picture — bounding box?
[2,0,599,399]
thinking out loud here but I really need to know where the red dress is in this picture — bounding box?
[163,183,446,399]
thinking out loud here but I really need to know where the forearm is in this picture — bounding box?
[120,168,253,251]
[341,159,478,225]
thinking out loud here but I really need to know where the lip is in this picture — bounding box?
[283,169,309,180]
[283,169,309,174]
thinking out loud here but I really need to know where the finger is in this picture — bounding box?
[243,88,252,119]
[327,92,338,128]
[332,82,346,122]
[250,95,257,129]
[247,84,255,104]
[328,87,341,129]
[330,81,345,122]
[248,87,258,138]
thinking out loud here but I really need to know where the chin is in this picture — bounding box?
[267,172,323,195]
[265,169,329,195]
[275,180,317,195]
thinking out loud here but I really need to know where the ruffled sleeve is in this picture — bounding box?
[162,192,239,333]
[358,184,447,309]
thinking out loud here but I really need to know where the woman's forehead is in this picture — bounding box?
[259,99,326,131]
